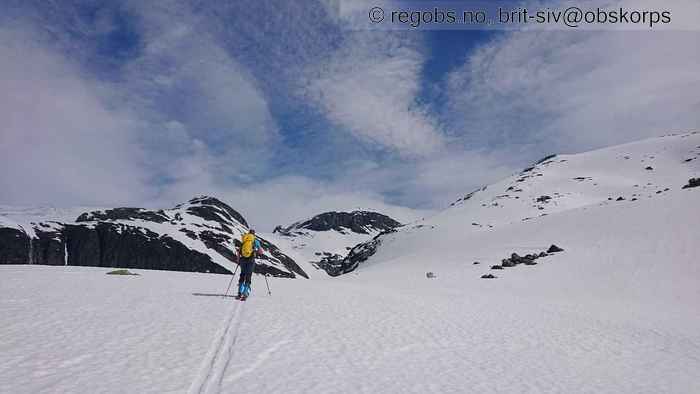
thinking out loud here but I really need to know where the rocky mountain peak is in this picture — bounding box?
[183,196,249,228]
[275,211,401,236]
[76,196,249,229]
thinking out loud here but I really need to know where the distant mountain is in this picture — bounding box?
[336,131,700,276]
[0,196,308,278]
[269,211,401,276]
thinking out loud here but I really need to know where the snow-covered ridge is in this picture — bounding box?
[442,131,700,228]
[0,196,308,278]
[338,132,700,275]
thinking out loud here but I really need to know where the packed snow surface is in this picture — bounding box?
[1,133,699,393]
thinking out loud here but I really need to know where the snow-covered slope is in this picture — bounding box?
[341,131,700,275]
[267,211,401,276]
[444,131,700,229]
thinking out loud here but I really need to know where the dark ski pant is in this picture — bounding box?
[238,256,255,288]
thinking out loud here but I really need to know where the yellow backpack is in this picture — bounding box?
[240,233,256,258]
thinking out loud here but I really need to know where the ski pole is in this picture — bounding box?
[264,273,271,296]
[224,263,240,298]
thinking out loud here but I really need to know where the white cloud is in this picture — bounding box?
[0,2,281,207]
[302,30,445,157]
[447,0,700,154]
[0,25,150,205]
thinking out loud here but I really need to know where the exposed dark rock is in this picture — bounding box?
[536,195,552,203]
[426,272,436,279]
[645,166,654,171]
[77,208,169,223]
[523,260,537,266]
[501,259,515,268]
[481,274,497,279]
[0,228,29,265]
[32,227,66,266]
[547,244,564,253]
[473,261,480,265]
[535,154,557,165]
[682,178,700,189]
[616,197,625,201]
[62,223,231,274]
[491,265,503,270]
[180,228,197,240]
[324,228,398,277]
[186,196,248,228]
[276,211,401,236]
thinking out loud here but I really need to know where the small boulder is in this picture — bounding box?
[426,272,436,279]
[682,178,700,189]
[481,274,497,279]
[547,244,564,253]
[491,265,504,270]
[616,197,625,201]
[473,261,480,265]
[645,166,654,171]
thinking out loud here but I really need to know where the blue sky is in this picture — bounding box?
[1,0,699,229]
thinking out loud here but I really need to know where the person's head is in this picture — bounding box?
[249,229,255,234]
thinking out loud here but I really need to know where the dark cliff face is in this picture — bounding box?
[61,223,231,274]
[0,228,28,265]
[275,211,402,236]
[0,196,307,278]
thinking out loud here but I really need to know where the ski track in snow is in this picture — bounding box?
[188,300,246,394]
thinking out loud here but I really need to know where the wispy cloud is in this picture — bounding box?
[302,31,445,157]
[446,0,700,154]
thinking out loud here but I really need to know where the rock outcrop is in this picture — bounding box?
[324,229,397,276]
[274,211,401,235]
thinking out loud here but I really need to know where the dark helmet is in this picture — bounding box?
[249,229,256,234]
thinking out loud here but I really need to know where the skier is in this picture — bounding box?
[236,229,261,300]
